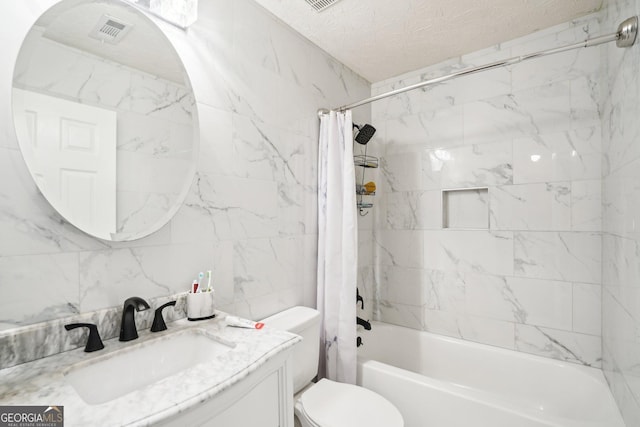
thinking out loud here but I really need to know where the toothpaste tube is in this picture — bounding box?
[225,315,264,329]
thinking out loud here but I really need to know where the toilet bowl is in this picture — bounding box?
[295,378,403,427]
[261,306,403,427]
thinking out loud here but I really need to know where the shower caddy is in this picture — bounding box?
[354,153,377,214]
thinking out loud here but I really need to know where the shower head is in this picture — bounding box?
[353,123,376,145]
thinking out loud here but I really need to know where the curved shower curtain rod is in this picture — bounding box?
[318,16,638,116]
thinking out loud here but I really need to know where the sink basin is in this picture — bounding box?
[64,329,234,405]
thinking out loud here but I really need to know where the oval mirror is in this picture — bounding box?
[12,0,198,241]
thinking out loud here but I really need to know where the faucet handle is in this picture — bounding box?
[356,287,364,310]
[64,323,105,352]
[151,300,177,332]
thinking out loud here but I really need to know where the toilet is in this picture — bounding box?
[261,306,403,427]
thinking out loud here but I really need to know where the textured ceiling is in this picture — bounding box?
[253,0,603,82]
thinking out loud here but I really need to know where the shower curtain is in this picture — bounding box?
[317,110,358,384]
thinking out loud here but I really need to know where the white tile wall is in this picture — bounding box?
[601,0,640,423]
[489,183,571,231]
[371,13,604,367]
[571,180,602,231]
[512,128,602,184]
[465,276,573,330]
[514,231,601,283]
[514,324,601,367]
[0,0,370,329]
[573,282,601,336]
[423,308,516,350]
[0,254,79,326]
[423,230,514,276]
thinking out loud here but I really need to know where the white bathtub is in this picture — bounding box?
[356,322,624,427]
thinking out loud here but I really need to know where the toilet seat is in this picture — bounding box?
[296,378,403,427]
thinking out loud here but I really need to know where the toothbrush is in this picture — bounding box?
[192,280,198,293]
[197,272,204,293]
[206,270,212,292]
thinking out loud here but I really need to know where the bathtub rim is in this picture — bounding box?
[356,321,624,426]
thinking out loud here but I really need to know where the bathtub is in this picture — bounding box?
[356,322,624,427]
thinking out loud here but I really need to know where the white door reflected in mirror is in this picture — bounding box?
[14,89,118,240]
[12,0,198,241]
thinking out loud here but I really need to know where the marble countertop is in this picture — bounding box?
[0,312,301,426]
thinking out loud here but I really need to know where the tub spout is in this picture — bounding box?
[357,317,371,330]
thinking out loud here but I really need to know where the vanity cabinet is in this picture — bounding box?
[157,349,294,427]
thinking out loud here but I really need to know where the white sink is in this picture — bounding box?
[64,329,234,405]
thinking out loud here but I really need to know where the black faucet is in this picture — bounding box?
[119,297,150,342]
[65,323,104,352]
[356,288,364,310]
[357,316,371,330]
[151,300,177,332]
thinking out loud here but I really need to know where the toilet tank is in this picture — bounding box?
[261,306,320,394]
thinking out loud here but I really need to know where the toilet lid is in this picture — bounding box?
[298,379,403,427]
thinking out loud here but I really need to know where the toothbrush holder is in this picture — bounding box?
[186,291,216,321]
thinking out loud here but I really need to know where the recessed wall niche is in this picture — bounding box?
[442,188,489,229]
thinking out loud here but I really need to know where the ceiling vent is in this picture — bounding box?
[89,15,132,44]
[305,0,342,12]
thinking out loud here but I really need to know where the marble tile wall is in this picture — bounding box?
[601,0,640,424]
[0,0,370,350]
[368,14,604,367]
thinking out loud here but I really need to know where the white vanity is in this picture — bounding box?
[0,315,300,427]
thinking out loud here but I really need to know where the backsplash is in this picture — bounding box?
[367,13,603,367]
[0,293,187,370]
[0,0,370,332]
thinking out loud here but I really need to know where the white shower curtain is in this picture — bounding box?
[317,110,358,384]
